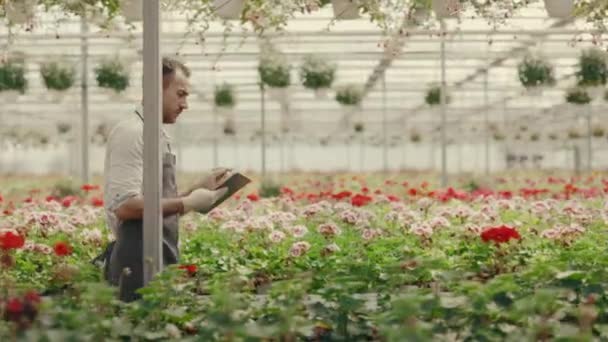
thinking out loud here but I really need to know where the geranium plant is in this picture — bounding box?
[425,86,450,106]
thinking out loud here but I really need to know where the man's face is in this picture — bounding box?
[162,70,190,124]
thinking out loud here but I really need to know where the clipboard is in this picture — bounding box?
[205,172,252,212]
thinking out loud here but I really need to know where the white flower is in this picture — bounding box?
[417,197,434,209]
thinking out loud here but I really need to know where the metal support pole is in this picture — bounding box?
[382,73,388,173]
[80,17,89,183]
[212,109,218,168]
[483,64,490,176]
[142,0,163,285]
[587,104,592,173]
[260,83,267,182]
[439,19,448,187]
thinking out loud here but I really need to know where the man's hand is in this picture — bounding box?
[182,187,228,214]
[183,168,232,195]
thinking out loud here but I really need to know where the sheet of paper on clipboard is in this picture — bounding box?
[206,172,252,212]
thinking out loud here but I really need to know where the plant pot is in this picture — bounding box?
[267,87,290,103]
[432,0,461,19]
[4,0,36,24]
[0,90,21,103]
[331,0,360,20]
[314,88,329,99]
[543,0,573,18]
[213,0,246,20]
[585,85,604,99]
[223,117,236,135]
[120,0,142,22]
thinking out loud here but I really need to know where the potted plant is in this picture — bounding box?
[95,58,130,98]
[543,0,573,18]
[4,0,36,24]
[223,117,236,135]
[425,86,450,106]
[40,61,75,103]
[258,46,291,103]
[576,48,607,98]
[299,54,336,99]
[517,54,555,96]
[592,126,605,138]
[354,122,364,133]
[335,84,363,108]
[330,0,360,20]
[432,0,462,19]
[0,59,27,102]
[120,0,142,22]
[213,0,245,20]
[57,122,71,135]
[565,87,591,105]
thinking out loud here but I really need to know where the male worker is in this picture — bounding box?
[101,57,230,301]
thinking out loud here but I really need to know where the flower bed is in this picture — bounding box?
[1,174,608,340]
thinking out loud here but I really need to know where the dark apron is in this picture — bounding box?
[94,127,180,302]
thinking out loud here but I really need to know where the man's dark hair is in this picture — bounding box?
[162,57,191,79]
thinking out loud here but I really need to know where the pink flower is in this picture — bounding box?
[429,216,450,230]
[317,222,341,238]
[339,210,359,225]
[361,228,380,241]
[268,230,286,243]
[321,243,340,256]
[290,225,308,238]
[541,228,561,239]
[410,223,433,238]
[289,241,311,257]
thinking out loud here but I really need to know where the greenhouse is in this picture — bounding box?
[1,0,608,340]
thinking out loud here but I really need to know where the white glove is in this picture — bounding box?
[185,168,233,195]
[182,187,228,214]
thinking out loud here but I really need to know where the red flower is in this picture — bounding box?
[247,193,260,202]
[351,194,372,207]
[23,291,41,304]
[0,194,3,203]
[361,187,369,194]
[81,184,99,192]
[408,188,418,196]
[91,197,104,207]
[0,231,25,250]
[23,197,32,204]
[2,209,13,216]
[178,264,197,276]
[331,191,352,200]
[45,195,58,202]
[6,298,23,315]
[61,196,78,208]
[53,242,73,256]
[480,225,521,244]
[387,195,400,202]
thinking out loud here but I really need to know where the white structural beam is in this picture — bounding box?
[142,0,163,286]
[80,17,90,184]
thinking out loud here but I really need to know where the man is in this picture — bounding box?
[101,57,230,302]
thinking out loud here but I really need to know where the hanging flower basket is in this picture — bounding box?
[425,86,450,106]
[300,54,336,99]
[432,0,462,19]
[517,54,555,96]
[213,0,245,20]
[335,84,362,107]
[223,116,236,136]
[592,126,605,138]
[214,83,236,109]
[576,48,607,97]
[259,45,291,103]
[565,87,591,105]
[331,0,360,20]
[95,58,130,96]
[40,61,75,103]
[0,60,27,103]
[543,0,573,18]
[4,0,36,24]
[120,0,143,22]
